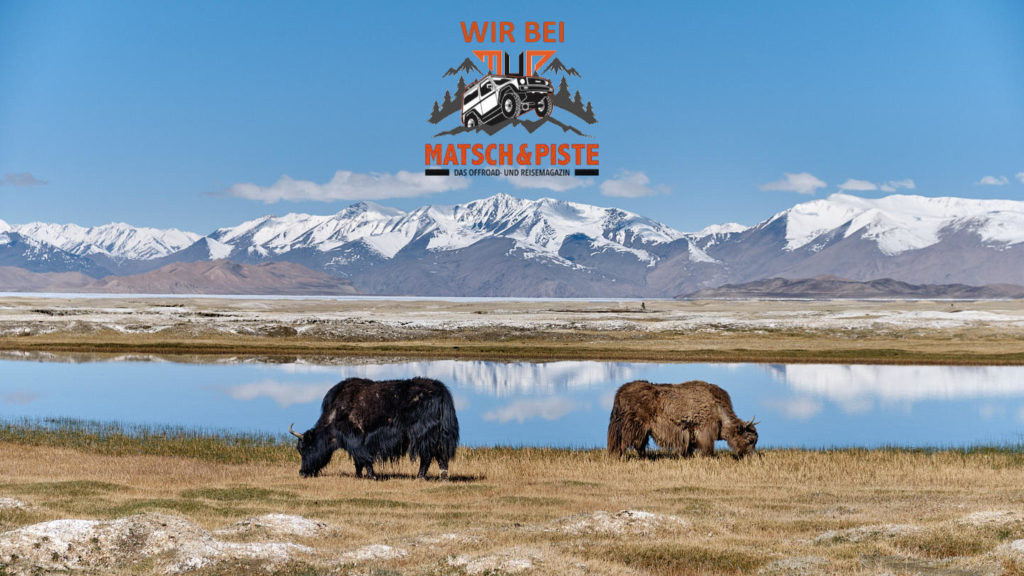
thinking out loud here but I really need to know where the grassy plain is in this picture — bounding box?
[2,423,1024,575]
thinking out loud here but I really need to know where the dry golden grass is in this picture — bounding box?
[3,428,1024,575]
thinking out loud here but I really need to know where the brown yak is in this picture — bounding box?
[607,380,759,459]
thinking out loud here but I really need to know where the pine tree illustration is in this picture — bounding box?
[558,77,570,98]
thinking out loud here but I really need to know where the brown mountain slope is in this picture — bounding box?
[0,266,95,292]
[0,261,357,295]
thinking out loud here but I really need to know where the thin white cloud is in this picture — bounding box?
[500,174,591,192]
[1016,172,1024,184]
[453,395,471,411]
[837,179,877,192]
[600,170,667,198]
[768,364,1024,415]
[229,170,469,203]
[880,179,916,192]
[978,404,1005,420]
[760,172,826,195]
[976,175,1009,186]
[0,173,47,187]
[226,380,331,408]
[481,397,587,423]
[763,397,822,420]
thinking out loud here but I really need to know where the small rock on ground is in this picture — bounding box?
[957,510,1020,528]
[548,509,689,536]
[215,513,330,539]
[338,544,409,563]
[0,497,29,511]
[449,547,545,575]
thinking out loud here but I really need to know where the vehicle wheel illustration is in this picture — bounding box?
[464,114,478,129]
[501,91,521,119]
[535,95,552,118]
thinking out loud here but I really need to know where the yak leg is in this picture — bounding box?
[694,426,717,457]
[417,456,433,479]
[680,428,693,458]
[437,453,450,480]
[355,458,376,479]
[636,432,652,458]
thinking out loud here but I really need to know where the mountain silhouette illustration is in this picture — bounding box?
[543,58,581,77]
[443,57,482,78]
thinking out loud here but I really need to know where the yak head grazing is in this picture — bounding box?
[729,417,760,458]
[290,423,335,477]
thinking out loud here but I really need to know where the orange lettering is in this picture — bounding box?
[460,22,488,43]
[425,144,443,165]
[525,22,539,42]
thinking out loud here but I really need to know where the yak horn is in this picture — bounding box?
[289,423,303,439]
[747,416,760,427]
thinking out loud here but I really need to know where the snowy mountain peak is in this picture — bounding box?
[696,222,748,237]
[776,193,1024,255]
[12,221,200,261]
[340,201,406,219]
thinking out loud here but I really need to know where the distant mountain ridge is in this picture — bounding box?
[0,261,357,295]
[4,193,1024,297]
[681,275,1024,300]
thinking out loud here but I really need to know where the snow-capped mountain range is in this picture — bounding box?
[11,221,199,261]
[205,194,685,266]
[4,193,1024,296]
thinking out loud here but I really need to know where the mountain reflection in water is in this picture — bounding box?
[1,357,1022,449]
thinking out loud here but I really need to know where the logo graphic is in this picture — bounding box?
[461,74,554,129]
[424,22,600,178]
[429,53,598,137]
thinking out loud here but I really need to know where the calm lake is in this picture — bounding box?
[2,356,1023,449]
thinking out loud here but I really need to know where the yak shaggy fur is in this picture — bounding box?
[607,380,758,459]
[293,377,459,479]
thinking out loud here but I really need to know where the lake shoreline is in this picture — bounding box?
[3,296,1024,364]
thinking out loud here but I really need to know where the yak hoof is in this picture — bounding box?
[439,469,449,481]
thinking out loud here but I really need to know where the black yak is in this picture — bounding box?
[289,377,459,479]
[607,380,758,459]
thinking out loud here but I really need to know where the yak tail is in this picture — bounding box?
[408,385,460,463]
[607,396,627,458]
[436,386,460,461]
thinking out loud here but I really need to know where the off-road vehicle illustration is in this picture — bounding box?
[461,74,554,128]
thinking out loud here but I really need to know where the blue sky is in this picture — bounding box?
[1,0,1023,234]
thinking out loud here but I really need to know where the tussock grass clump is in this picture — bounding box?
[895,524,1024,559]
[0,417,293,465]
[602,543,765,575]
